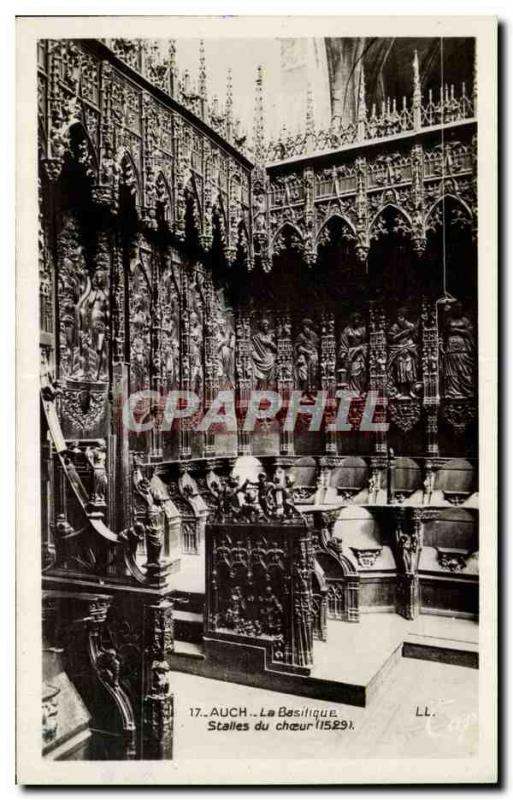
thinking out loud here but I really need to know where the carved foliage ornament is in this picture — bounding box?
[61,388,107,432]
[436,547,473,573]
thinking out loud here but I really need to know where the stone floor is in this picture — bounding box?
[311,614,478,684]
[171,655,478,760]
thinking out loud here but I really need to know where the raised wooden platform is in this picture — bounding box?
[170,613,478,708]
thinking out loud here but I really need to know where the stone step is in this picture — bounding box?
[403,634,478,669]
[174,610,203,624]
[174,608,204,644]
[172,591,205,615]
[173,640,205,660]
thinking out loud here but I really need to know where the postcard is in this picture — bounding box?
[16,14,497,784]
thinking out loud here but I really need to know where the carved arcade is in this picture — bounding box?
[38,36,479,761]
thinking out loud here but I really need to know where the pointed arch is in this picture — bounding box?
[212,191,228,239]
[235,219,251,265]
[316,213,357,243]
[118,150,141,207]
[68,121,100,179]
[271,222,305,260]
[368,203,417,298]
[425,194,473,229]
[185,174,202,214]
[271,222,305,248]
[237,219,250,249]
[230,172,243,204]
[369,203,413,236]
[184,175,202,241]
[155,171,174,225]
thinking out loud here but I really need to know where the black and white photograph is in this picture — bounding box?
[14,13,497,785]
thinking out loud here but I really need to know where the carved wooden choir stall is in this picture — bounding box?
[38,37,478,759]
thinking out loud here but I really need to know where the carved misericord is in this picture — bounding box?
[436,547,473,573]
[350,547,383,568]
[443,490,471,506]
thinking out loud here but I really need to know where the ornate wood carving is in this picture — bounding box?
[235,311,252,454]
[394,508,436,620]
[436,547,474,572]
[206,519,314,669]
[369,304,387,454]
[354,156,369,261]
[142,598,174,759]
[310,512,360,623]
[277,313,294,454]
[42,683,60,749]
[350,547,382,568]
[410,143,426,254]
[44,592,136,759]
[132,462,173,588]
[320,311,337,453]
[38,40,479,742]
[421,299,440,455]
[387,305,422,433]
